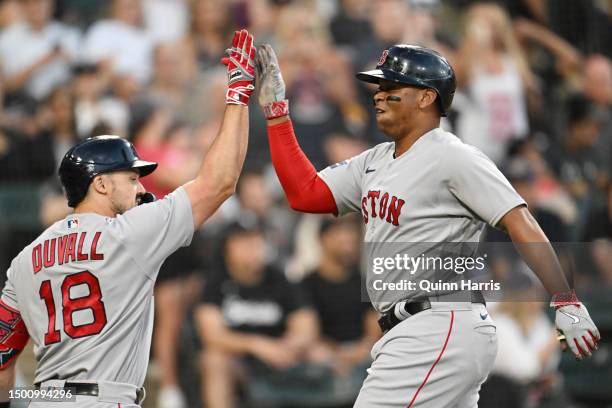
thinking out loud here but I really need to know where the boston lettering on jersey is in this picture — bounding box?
[361,190,405,226]
[31,232,104,273]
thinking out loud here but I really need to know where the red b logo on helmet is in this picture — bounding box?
[377,50,389,67]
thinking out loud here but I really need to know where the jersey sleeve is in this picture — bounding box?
[318,148,372,216]
[112,187,195,279]
[444,144,526,227]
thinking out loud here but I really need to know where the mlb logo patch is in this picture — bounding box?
[67,219,79,229]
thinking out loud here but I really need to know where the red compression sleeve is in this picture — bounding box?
[268,119,337,214]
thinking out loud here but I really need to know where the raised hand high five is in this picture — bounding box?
[222,29,256,106]
[256,44,289,120]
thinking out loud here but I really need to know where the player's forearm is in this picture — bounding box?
[186,104,248,226]
[267,118,337,213]
[199,104,248,190]
[501,207,571,295]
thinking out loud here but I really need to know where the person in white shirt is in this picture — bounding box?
[454,3,535,164]
[492,300,560,383]
[81,0,153,85]
[143,0,189,45]
[0,0,80,100]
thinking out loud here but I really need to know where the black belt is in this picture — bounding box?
[378,290,486,333]
[36,382,145,404]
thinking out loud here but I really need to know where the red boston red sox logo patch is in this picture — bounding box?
[377,50,389,67]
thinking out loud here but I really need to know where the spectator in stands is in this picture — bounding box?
[146,41,202,124]
[507,139,577,228]
[0,97,55,183]
[583,184,612,243]
[186,0,234,72]
[0,0,80,101]
[454,2,535,164]
[234,168,297,270]
[0,0,20,30]
[330,0,373,51]
[353,0,409,75]
[82,0,153,85]
[275,3,366,168]
[196,222,317,408]
[550,94,608,236]
[142,0,189,45]
[402,0,453,53]
[191,68,227,148]
[583,55,612,108]
[37,87,75,227]
[582,185,612,286]
[37,87,77,168]
[489,157,568,243]
[130,105,199,199]
[489,295,570,407]
[72,62,128,138]
[582,55,612,165]
[302,216,379,405]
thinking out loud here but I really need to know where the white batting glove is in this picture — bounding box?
[552,290,601,359]
[256,44,289,119]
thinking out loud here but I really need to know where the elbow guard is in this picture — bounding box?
[0,300,29,369]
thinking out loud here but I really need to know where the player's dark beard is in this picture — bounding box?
[107,179,131,215]
[110,199,128,215]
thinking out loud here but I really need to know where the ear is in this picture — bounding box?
[418,89,438,112]
[90,175,109,195]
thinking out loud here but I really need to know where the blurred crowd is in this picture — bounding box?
[0,0,610,407]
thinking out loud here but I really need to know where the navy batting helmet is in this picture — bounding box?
[59,136,158,207]
[356,45,456,116]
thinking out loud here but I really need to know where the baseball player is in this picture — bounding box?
[256,44,601,407]
[0,29,257,408]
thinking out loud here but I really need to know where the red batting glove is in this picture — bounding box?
[222,29,256,106]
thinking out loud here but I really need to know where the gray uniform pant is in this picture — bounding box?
[28,380,142,408]
[354,302,498,408]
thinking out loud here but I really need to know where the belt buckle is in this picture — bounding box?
[394,301,412,321]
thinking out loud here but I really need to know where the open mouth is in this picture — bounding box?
[374,105,385,114]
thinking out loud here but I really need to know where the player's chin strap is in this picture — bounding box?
[137,192,157,205]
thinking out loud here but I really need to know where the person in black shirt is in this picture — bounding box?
[196,222,317,408]
[302,216,380,405]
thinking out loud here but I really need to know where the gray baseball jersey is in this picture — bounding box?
[1,187,193,386]
[319,128,525,312]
